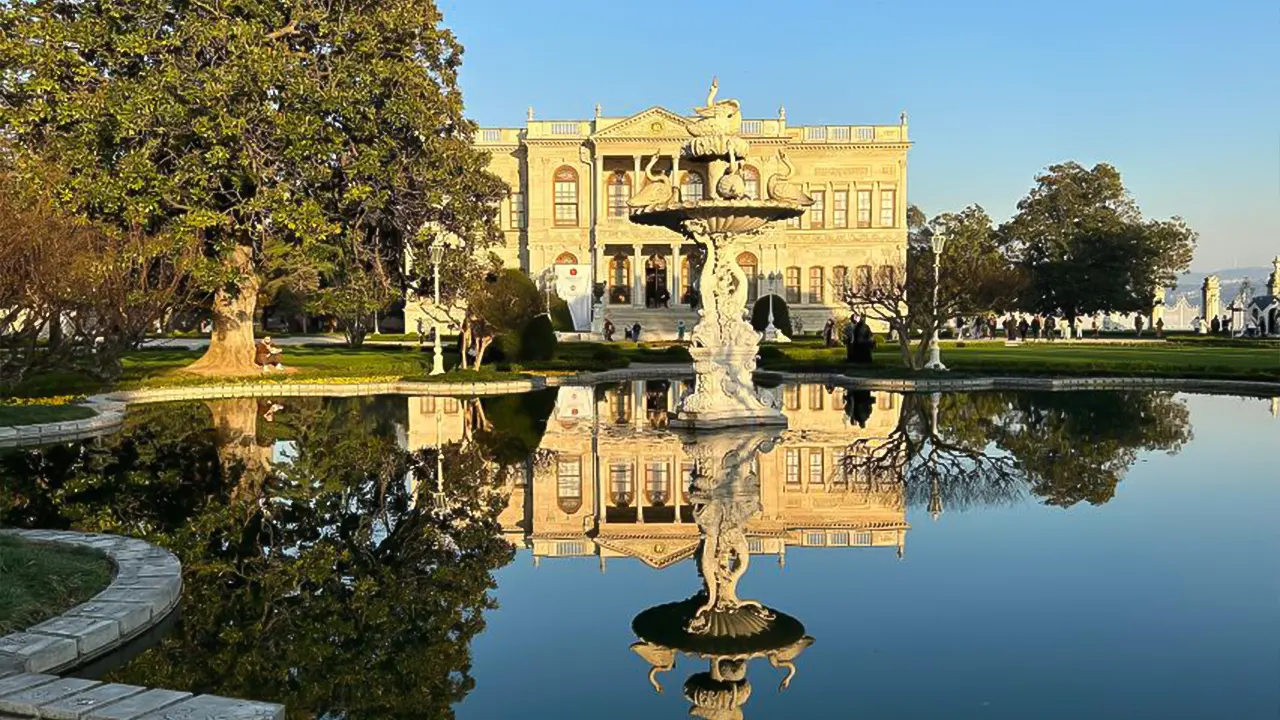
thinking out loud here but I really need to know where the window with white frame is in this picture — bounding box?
[879,189,896,227]
[833,190,848,228]
[857,189,872,228]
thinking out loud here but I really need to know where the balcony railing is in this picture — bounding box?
[741,119,763,135]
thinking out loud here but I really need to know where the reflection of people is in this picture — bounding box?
[255,337,284,371]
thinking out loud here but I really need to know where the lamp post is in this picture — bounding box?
[428,241,449,376]
[924,231,948,371]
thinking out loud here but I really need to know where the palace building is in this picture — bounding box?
[406,100,912,338]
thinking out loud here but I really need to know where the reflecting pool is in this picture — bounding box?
[1,383,1277,718]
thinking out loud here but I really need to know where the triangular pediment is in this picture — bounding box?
[595,536,699,569]
[593,106,692,140]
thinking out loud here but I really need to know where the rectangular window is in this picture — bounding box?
[808,385,824,410]
[610,461,634,505]
[833,190,848,228]
[856,265,873,292]
[833,266,849,298]
[784,385,800,411]
[645,460,671,505]
[786,213,801,229]
[785,267,801,304]
[832,450,849,488]
[557,458,582,506]
[809,190,825,229]
[554,180,578,226]
[681,461,696,495]
[808,448,824,486]
[607,179,631,218]
[785,449,801,488]
[510,192,525,230]
[879,189,896,227]
[808,267,824,304]
[876,265,896,289]
[444,398,459,414]
[857,189,872,228]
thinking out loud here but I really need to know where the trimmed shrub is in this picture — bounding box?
[519,313,558,362]
[548,295,576,332]
[750,295,793,337]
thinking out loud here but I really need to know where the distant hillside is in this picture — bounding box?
[1171,266,1270,302]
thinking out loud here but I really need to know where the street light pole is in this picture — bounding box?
[924,231,948,371]
[429,242,447,376]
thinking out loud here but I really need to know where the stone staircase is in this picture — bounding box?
[598,307,701,341]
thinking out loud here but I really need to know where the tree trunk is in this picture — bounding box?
[474,336,492,369]
[208,398,270,507]
[185,245,262,376]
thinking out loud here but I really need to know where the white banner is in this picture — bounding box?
[554,264,593,331]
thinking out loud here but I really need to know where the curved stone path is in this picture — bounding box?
[0,529,283,719]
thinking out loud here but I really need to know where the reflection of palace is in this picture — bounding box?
[407,383,909,565]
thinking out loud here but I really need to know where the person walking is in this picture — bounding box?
[603,318,615,342]
[632,322,642,342]
[1134,315,1144,337]
[1004,315,1017,341]
[1155,317,1165,338]
[1030,315,1042,341]
[1018,316,1029,341]
[1045,315,1057,342]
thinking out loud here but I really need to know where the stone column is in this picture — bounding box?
[594,155,605,226]
[669,242,680,305]
[632,242,644,307]
[633,155,642,195]
[672,155,681,198]
[636,461,645,524]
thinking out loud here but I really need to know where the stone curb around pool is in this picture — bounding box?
[0,529,183,675]
[0,530,285,719]
[0,397,127,449]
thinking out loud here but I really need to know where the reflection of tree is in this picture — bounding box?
[0,397,515,719]
[985,391,1192,507]
[842,390,1193,511]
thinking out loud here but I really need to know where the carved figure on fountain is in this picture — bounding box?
[766,150,814,205]
[715,149,749,200]
[628,150,678,210]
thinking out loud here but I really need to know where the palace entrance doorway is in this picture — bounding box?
[645,255,669,308]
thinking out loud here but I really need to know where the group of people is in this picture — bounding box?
[1192,315,1234,335]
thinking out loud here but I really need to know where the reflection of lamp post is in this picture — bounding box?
[928,392,943,522]
[431,404,447,509]
[924,231,948,371]
[428,241,449,376]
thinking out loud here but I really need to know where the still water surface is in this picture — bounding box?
[1,384,1277,718]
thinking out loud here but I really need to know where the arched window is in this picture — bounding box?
[609,254,632,304]
[607,171,632,217]
[680,171,704,202]
[742,165,761,199]
[610,462,634,507]
[645,460,671,506]
[736,252,759,304]
[553,166,579,226]
[557,457,583,514]
[555,251,579,264]
[809,266,824,303]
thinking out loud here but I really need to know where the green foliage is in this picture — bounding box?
[0,0,507,362]
[751,295,793,337]
[474,270,543,361]
[999,162,1196,318]
[0,535,113,634]
[548,295,576,332]
[0,397,516,718]
[518,314,559,362]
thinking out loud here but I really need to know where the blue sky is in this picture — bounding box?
[439,0,1279,272]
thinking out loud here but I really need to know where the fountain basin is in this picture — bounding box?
[630,199,804,236]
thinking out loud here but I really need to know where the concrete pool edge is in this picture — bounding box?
[0,529,284,719]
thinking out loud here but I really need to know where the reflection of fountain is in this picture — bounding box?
[630,79,810,428]
[630,427,814,717]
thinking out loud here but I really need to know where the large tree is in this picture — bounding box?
[0,0,506,375]
[998,162,1196,322]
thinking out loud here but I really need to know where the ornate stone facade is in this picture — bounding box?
[405,100,911,337]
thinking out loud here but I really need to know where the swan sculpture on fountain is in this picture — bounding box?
[627,151,677,210]
[766,150,814,205]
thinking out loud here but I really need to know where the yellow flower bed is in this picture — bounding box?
[0,395,86,407]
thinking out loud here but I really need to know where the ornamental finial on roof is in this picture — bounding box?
[595,103,601,118]
[527,106,534,121]
[778,105,786,121]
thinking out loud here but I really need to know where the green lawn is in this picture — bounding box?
[759,338,1280,381]
[0,403,97,426]
[0,534,114,635]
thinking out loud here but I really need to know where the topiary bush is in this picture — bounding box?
[548,294,576,332]
[750,295,793,337]
[519,313,558,362]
